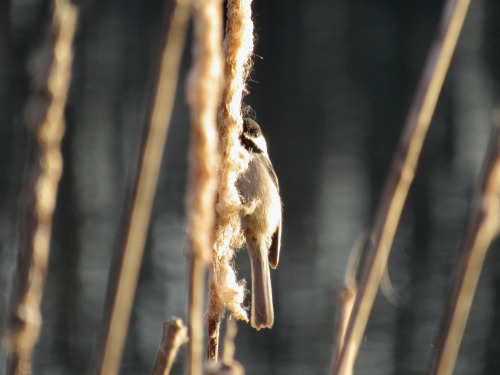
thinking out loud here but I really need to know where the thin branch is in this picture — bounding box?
[332,0,471,374]
[221,317,237,365]
[332,286,356,375]
[187,257,208,375]
[184,0,224,373]
[330,233,364,375]
[94,2,192,374]
[4,1,77,373]
[206,317,245,375]
[151,318,188,375]
[429,122,500,375]
[207,317,221,361]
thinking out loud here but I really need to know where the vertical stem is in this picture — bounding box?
[205,318,245,374]
[331,285,356,375]
[94,2,192,375]
[4,1,77,374]
[207,317,221,361]
[332,0,471,374]
[187,256,208,375]
[184,0,223,372]
[429,125,500,375]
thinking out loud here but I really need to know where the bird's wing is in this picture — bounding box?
[265,158,279,191]
[268,217,281,269]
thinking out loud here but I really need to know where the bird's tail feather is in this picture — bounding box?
[250,256,274,330]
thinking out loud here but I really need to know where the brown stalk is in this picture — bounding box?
[151,318,188,375]
[332,0,471,374]
[206,318,245,375]
[429,122,500,375]
[207,318,221,361]
[4,1,77,374]
[187,256,208,375]
[184,0,223,373]
[331,234,364,375]
[93,1,192,374]
[333,286,356,373]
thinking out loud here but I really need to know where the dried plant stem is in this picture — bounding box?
[184,0,223,373]
[332,0,471,374]
[221,317,237,365]
[151,318,188,375]
[207,317,221,361]
[207,0,254,361]
[206,318,245,375]
[4,1,77,374]
[94,2,191,375]
[332,286,356,375]
[331,234,364,375]
[187,257,208,375]
[429,124,500,375]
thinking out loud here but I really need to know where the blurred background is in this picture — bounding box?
[1,0,500,374]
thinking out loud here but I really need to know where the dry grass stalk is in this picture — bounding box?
[4,1,77,373]
[206,318,245,374]
[332,0,471,374]
[330,234,364,375]
[184,0,224,373]
[332,286,356,375]
[207,318,221,361]
[151,318,188,375]
[429,122,500,375]
[207,0,254,361]
[331,251,359,373]
[94,2,192,374]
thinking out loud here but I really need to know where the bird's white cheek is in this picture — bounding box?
[252,136,269,155]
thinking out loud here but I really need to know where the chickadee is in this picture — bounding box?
[236,118,282,330]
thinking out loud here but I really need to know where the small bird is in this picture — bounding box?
[236,117,282,330]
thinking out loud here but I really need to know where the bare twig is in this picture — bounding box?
[94,2,192,375]
[187,257,208,375]
[332,0,471,374]
[207,317,221,361]
[330,233,364,375]
[332,286,356,375]
[151,318,188,375]
[184,0,223,373]
[207,0,255,361]
[221,317,237,365]
[4,1,77,373]
[206,317,245,375]
[429,122,500,375]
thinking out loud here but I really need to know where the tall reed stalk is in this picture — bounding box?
[332,0,471,373]
[94,1,191,374]
[4,1,77,374]
[429,121,500,374]
[184,0,223,373]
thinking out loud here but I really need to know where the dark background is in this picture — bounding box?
[1,0,500,374]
